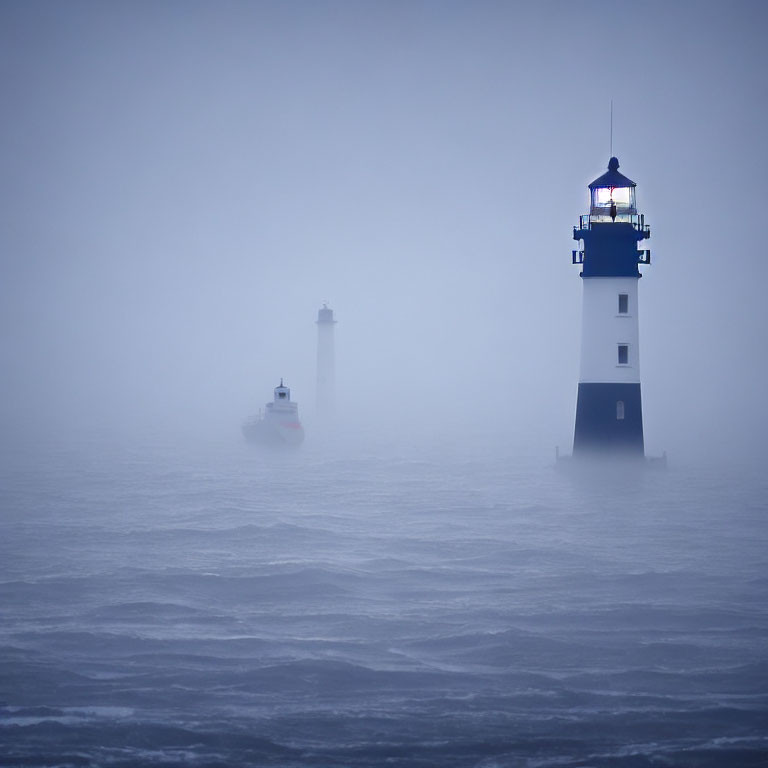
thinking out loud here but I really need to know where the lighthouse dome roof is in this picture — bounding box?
[588,157,636,190]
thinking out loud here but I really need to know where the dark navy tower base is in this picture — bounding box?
[573,383,644,455]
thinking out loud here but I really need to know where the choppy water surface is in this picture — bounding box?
[1,434,766,767]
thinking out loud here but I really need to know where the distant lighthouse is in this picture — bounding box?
[571,157,652,457]
[315,303,337,418]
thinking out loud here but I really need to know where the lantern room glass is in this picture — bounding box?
[590,185,636,214]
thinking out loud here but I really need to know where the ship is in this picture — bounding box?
[242,380,305,447]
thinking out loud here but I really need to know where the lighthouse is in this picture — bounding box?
[571,157,651,457]
[315,303,336,418]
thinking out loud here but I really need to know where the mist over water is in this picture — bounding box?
[2,0,767,461]
[2,0,768,765]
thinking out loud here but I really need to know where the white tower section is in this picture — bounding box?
[316,304,336,418]
[579,278,640,384]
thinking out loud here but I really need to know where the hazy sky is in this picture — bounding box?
[1,0,766,459]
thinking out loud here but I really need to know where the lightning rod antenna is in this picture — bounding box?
[610,99,613,157]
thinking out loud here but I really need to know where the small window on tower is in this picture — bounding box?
[618,345,629,365]
[616,400,625,420]
[279,392,286,399]
[618,294,629,314]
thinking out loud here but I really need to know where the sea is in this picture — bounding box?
[1,430,766,767]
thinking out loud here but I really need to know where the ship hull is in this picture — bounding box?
[242,418,304,448]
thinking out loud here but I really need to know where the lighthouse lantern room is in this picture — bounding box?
[571,157,651,457]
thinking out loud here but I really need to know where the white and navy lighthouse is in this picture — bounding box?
[571,157,651,457]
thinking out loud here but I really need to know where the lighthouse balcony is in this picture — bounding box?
[575,214,650,238]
